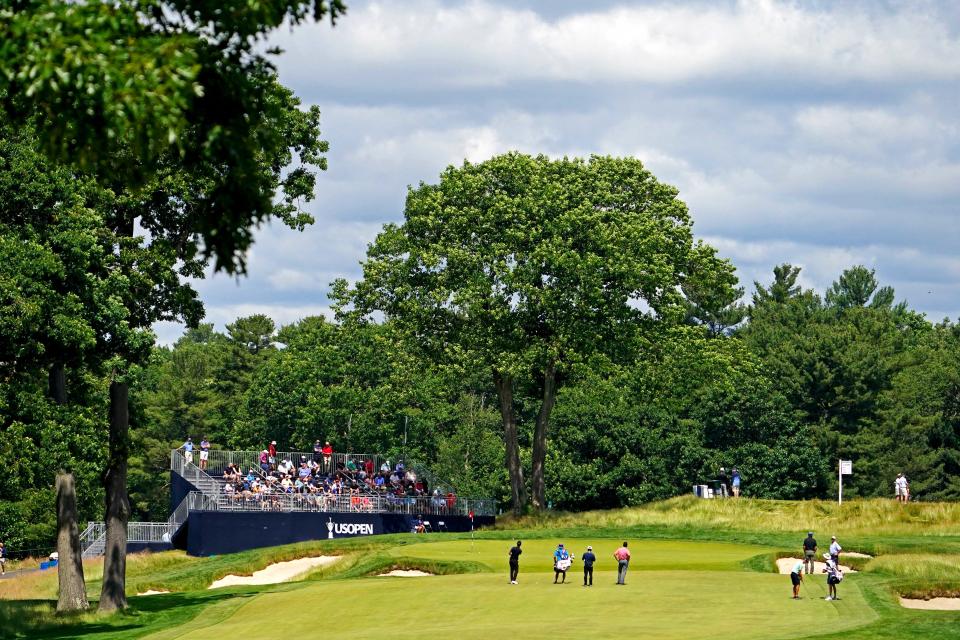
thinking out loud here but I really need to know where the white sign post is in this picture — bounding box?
[838,460,853,505]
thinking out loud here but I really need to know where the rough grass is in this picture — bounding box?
[498,496,960,537]
[864,554,960,598]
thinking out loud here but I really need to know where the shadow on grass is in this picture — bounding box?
[0,590,255,640]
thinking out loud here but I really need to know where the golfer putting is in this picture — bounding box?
[790,559,804,599]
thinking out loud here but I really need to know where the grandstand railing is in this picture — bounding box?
[180,448,471,498]
[80,522,106,558]
[192,449,389,478]
[170,448,496,517]
[80,521,177,558]
[197,488,495,517]
[170,449,223,496]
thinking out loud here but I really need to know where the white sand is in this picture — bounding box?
[378,569,433,577]
[136,589,170,596]
[776,557,857,574]
[843,552,873,559]
[900,597,960,610]
[208,556,339,589]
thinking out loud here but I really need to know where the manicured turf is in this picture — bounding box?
[6,498,960,639]
[143,569,876,640]
[123,538,873,640]
[396,538,778,573]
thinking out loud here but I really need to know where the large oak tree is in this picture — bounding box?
[336,153,736,512]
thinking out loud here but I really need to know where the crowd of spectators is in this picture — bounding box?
[216,441,458,514]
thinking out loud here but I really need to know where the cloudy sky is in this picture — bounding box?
[156,0,960,343]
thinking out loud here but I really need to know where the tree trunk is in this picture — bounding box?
[56,472,89,612]
[99,380,130,612]
[49,363,67,404]
[530,362,557,511]
[493,371,526,514]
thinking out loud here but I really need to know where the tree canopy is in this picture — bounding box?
[335,153,737,512]
[0,0,339,272]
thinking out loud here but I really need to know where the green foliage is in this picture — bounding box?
[682,244,748,336]
[826,265,898,311]
[337,152,739,510]
[0,0,339,273]
[744,264,958,500]
[432,393,508,501]
[341,153,735,377]
[752,263,802,306]
[546,328,826,509]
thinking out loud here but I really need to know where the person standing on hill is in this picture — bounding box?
[829,536,842,566]
[895,473,909,503]
[582,545,596,586]
[508,540,522,584]
[0,541,7,575]
[731,467,742,497]
[802,532,818,575]
[614,541,631,585]
[718,467,730,497]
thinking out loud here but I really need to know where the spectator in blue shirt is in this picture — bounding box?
[181,437,194,464]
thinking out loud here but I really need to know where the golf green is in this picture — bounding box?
[395,538,779,572]
[144,539,878,640]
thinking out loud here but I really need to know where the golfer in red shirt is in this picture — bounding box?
[614,542,631,585]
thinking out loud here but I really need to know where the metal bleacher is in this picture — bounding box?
[80,448,494,557]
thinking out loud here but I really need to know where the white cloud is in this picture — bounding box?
[706,235,960,317]
[203,304,334,327]
[156,0,960,343]
[275,0,960,89]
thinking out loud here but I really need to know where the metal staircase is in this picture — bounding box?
[80,452,223,557]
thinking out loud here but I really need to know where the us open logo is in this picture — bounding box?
[335,523,375,535]
[326,518,374,538]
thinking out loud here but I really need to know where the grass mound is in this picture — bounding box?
[497,496,960,538]
[864,554,960,599]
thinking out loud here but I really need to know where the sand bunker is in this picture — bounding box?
[899,597,960,611]
[209,556,339,589]
[776,558,857,575]
[378,569,433,577]
[136,589,170,596]
[843,552,873,559]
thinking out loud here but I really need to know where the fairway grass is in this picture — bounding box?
[143,569,877,640]
[5,497,960,639]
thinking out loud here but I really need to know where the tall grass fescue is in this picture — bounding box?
[864,554,960,598]
[498,496,960,537]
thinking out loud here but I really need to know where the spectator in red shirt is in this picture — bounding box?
[321,441,333,470]
[268,440,277,461]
